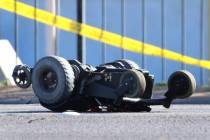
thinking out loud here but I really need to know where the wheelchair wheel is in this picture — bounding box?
[119,69,146,98]
[32,56,75,112]
[115,59,140,69]
[167,70,196,99]
[100,59,140,70]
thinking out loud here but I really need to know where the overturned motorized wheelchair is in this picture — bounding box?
[12,56,196,112]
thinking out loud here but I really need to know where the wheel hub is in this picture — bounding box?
[41,70,58,92]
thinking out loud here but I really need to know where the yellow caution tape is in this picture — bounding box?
[0,0,210,69]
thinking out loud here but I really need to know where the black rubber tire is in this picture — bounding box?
[115,59,140,69]
[167,70,196,99]
[99,61,124,69]
[99,59,140,70]
[119,69,146,98]
[32,56,75,112]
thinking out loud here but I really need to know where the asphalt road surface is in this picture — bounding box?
[0,104,210,140]
[0,89,210,140]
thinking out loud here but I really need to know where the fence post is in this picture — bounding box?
[208,0,210,85]
[77,0,86,63]
[46,0,57,55]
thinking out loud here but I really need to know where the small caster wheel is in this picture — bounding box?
[12,65,32,88]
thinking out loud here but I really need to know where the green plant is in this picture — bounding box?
[0,79,9,87]
[155,82,167,87]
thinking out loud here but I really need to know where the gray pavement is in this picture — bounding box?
[0,104,210,140]
[1,89,210,140]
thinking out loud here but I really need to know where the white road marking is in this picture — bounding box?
[62,112,81,116]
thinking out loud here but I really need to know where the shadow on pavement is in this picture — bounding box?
[0,88,210,105]
[0,110,51,114]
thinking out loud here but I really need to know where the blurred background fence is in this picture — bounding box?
[0,0,209,87]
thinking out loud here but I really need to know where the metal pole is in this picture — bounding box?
[142,0,145,68]
[34,0,38,63]
[121,0,125,59]
[47,0,57,55]
[208,0,210,85]
[77,0,86,63]
[102,0,106,63]
[200,0,204,85]
[181,0,186,70]
[161,0,166,82]
[14,0,18,65]
[55,0,60,55]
